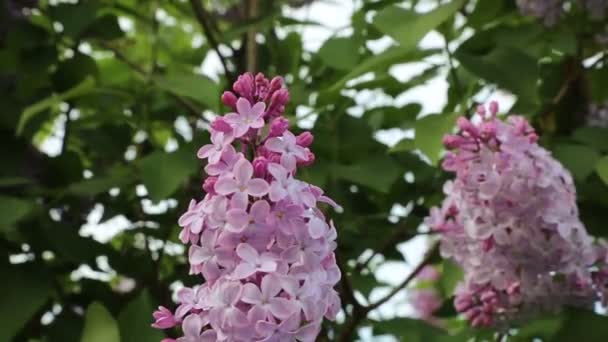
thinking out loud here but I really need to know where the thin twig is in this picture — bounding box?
[189,0,234,80]
[337,242,439,342]
[246,0,259,72]
[366,242,439,311]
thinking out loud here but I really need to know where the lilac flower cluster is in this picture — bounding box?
[152,73,341,341]
[409,266,442,321]
[516,0,607,25]
[426,102,604,327]
[586,102,608,128]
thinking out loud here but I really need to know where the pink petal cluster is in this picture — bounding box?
[152,73,341,341]
[409,266,442,320]
[426,102,606,327]
[516,0,607,25]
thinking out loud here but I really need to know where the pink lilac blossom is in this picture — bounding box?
[427,102,607,328]
[516,0,607,25]
[586,102,608,128]
[409,266,442,320]
[152,72,341,341]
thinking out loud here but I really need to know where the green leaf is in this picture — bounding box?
[455,46,539,106]
[553,144,601,181]
[414,113,458,165]
[389,138,415,153]
[373,0,465,48]
[68,166,133,196]
[318,37,360,70]
[572,127,608,152]
[513,315,562,341]
[373,318,456,342]
[50,1,99,38]
[17,76,96,135]
[333,156,401,193]
[596,156,608,186]
[139,147,199,202]
[438,259,463,296]
[327,47,439,92]
[154,72,219,110]
[552,309,608,342]
[81,302,120,342]
[118,290,164,342]
[0,196,35,232]
[0,264,51,341]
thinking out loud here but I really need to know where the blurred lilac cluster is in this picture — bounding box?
[427,103,607,327]
[586,103,608,128]
[516,0,607,25]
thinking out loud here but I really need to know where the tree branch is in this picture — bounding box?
[366,242,439,312]
[337,242,439,342]
[188,0,235,80]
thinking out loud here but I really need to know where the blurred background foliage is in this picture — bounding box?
[1,0,607,341]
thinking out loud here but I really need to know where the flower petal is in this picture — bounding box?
[247,179,269,197]
[214,177,238,195]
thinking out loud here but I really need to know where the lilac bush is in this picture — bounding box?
[516,0,607,25]
[427,102,608,327]
[152,73,341,341]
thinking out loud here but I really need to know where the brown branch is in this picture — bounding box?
[189,0,234,80]
[366,242,439,312]
[246,0,259,72]
[337,242,439,342]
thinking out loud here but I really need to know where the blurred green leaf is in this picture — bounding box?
[572,127,608,152]
[552,309,608,342]
[68,166,133,196]
[596,156,608,186]
[553,144,601,181]
[318,37,360,70]
[455,45,539,106]
[389,138,416,153]
[118,290,164,342]
[154,72,219,110]
[328,47,440,92]
[415,113,458,165]
[513,315,562,341]
[333,156,401,193]
[81,302,120,342]
[17,77,96,135]
[0,264,51,342]
[438,259,463,297]
[0,196,35,232]
[373,0,465,49]
[139,147,199,202]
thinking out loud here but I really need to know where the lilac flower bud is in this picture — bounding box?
[268,117,289,137]
[202,176,217,195]
[296,132,314,147]
[252,157,269,178]
[221,91,238,109]
[210,118,232,133]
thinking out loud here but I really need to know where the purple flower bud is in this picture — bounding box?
[210,118,232,134]
[202,176,217,195]
[296,132,314,147]
[268,117,289,137]
[221,91,238,109]
[252,157,269,178]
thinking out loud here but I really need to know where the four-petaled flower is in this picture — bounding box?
[233,243,277,279]
[197,131,234,164]
[215,159,269,206]
[224,98,266,137]
[265,131,308,171]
